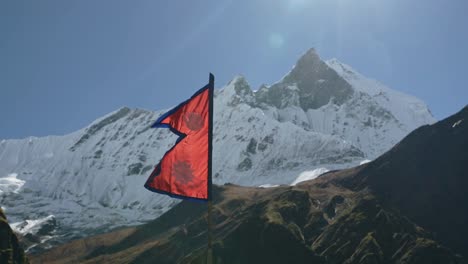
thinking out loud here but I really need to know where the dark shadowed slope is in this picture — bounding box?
[324,105,468,254]
[31,106,468,264]
[0,208,29,264]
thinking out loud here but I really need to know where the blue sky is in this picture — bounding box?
[1,0,467,139]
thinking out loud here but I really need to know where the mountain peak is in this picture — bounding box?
[228,75,251,93]
[228,74,247,84]
[219,75,254,106]
[259,48,354,110]
[296,47,321,65]
[288,48,323,78]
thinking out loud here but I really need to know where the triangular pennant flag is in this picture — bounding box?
[144,74,214,201]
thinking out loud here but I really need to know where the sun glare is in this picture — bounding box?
[287,0,309,10]
[269,33,285,49]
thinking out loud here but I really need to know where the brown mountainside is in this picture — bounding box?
[31,106,468,264]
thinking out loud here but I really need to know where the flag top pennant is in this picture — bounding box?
[144,74,214,201]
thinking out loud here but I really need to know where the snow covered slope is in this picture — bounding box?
[0,48,434,251]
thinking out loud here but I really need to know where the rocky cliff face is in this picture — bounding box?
[257,48,354,110]
[0,208,29,264]
[0,49,434,252]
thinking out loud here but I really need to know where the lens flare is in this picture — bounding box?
[269,33,285,49]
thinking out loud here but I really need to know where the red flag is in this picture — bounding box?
[144,74,214,201]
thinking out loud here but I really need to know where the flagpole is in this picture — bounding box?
[207,201,213,264]
[207,73,215,264]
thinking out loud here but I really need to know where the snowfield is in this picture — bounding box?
[0,173,25,195]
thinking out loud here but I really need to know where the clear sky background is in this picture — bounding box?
[1,0,467,139]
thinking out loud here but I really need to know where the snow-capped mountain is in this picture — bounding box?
[0,48,435,251]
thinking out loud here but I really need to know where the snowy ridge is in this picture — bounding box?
[326,58,435,129]
[0,49,435,251]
